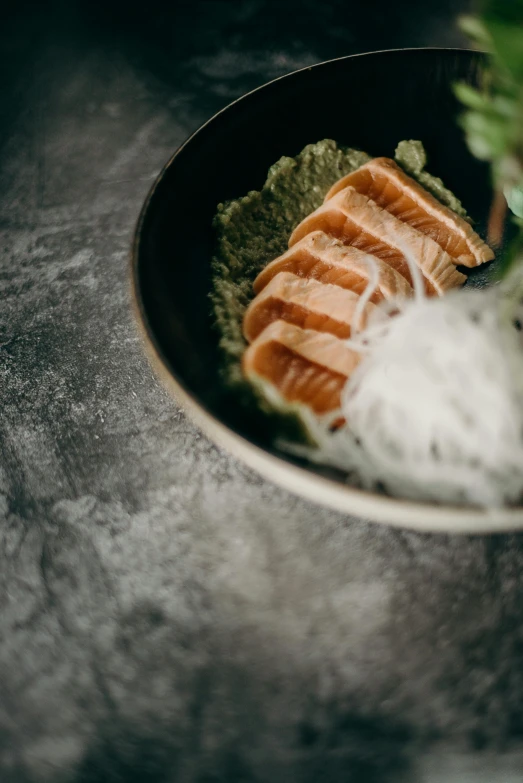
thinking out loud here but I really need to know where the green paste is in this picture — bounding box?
[211,138,470,406]
[395,140,470,220]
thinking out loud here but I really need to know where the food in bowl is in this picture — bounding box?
[210,139,523,508]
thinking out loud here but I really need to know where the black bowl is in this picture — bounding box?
[132,48,522,532]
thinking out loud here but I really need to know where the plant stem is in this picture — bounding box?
[487,188,508,247]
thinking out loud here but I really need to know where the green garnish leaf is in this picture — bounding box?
[458,15,493,49]
[505,184,523,219]
[455,0,523,275]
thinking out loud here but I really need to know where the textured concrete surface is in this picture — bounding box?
[3,1,523,781]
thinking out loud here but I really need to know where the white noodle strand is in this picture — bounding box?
[351,254,380,336]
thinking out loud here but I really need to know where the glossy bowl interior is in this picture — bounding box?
[132,48,523,533]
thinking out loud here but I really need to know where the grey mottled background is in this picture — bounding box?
[3,1,523,781]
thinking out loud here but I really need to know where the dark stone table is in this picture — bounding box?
[2,1,523,780]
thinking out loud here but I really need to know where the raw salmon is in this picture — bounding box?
[324,157,493,268]
[243,271,377,342]
[242,320,360,415]
[289,187,467,295]
[253,231,414,303]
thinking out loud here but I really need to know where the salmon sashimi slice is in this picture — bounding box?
[243,271,377,342]
[289,187,467,296]
[242,320,360,415]
[253,231,414,303]
[324,157,493,268]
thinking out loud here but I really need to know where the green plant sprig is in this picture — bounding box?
[454,0,523,276]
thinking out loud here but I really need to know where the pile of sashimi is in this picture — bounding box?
[211,2,523,508]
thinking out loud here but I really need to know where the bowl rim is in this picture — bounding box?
[130,47,523,534]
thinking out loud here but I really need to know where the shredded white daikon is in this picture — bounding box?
[280,262,523,508]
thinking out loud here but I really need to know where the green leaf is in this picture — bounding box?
[453,82,489,111]
[491,94,520,119]
[458,14,492,48]
[505,183,523,219]
[460,110,511,159]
